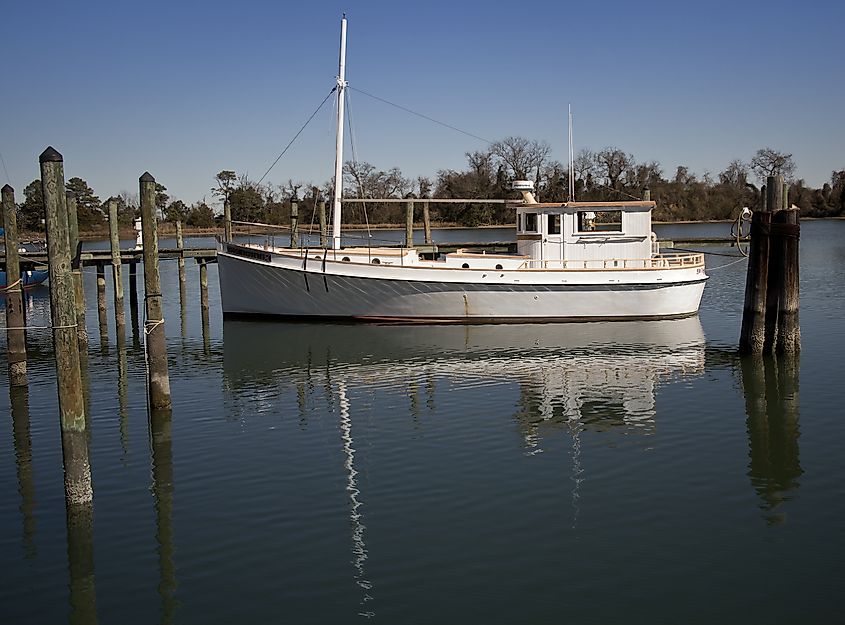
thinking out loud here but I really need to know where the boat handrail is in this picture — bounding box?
[520,253,705,270]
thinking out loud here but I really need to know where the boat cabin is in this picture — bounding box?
[514,201,658,266]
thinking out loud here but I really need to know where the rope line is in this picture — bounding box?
[349,86,491,144]
[256,87,337,186]
[706,256,748,271]
[3,323,78,331]
[2,278,23,291]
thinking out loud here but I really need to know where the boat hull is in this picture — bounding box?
[218,252,707,322]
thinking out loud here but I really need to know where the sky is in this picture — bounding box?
[1,0,842,209]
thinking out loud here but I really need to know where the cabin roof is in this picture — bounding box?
[511,201,656,209]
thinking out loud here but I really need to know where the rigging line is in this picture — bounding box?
[348,86,492,144]
[345,90,372,240]
[256,87,337,186]
[0,150,11,186]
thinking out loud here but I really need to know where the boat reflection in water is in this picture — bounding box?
[221,317,705,617]
[221,316,707,443]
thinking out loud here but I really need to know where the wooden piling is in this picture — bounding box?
[775,208,800,353]
[199,259,210,349]
[290,197,299,247]
[66,191,88,348]
[175,220,186,314]
[2,184,28,386]
[405,200,414,248]
[108,199,125,332]
[739,210,772,354]
[129,260,139,316]
[643,187,651,202]
[96,264,108,340]
[140,172,172,410]
[318,199,328,247]
[763,176,785,352]
[223,198,232,243]
[39,146,92,506]
[422,200,432,245]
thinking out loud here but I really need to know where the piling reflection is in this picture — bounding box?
[10,386,36,559]
[117,334,129,461]
[741,354,802,524]
[150,408,178,624]
[66,503,98,625]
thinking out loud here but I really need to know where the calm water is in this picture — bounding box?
[1,222,844,624]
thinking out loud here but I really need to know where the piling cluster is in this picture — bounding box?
[739,175,800,355]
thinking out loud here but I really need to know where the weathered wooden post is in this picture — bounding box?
[140,172,172,410]
[39,146,92,506]
[739,180,774,354]
[405,199,414,248]
[775,208,800,353]
[223,198,232,243]
[175,220,186,300]
[290,196,299,247]
[199,259,210,351]
[96,264,108,340]
[129,261,139,317]
[66,191,88,348]
[3,184,28,386]
[763,176,785,352]
[108,199,125,333]
[318,199,328,247]
[422,200,432,245]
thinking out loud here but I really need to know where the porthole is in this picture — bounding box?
[461,263,469,269]
[314,255,322,260]
[372,258,381,264]
[342,256,351,262]
[495,264,503,270]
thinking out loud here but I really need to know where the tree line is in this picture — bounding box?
[12,140,845,233]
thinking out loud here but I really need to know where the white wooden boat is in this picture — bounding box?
[218,16,707,322]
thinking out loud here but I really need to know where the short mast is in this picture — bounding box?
[332,14,348,250]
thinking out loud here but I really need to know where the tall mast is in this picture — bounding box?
[568,104,575,202]
[332,14,348,250]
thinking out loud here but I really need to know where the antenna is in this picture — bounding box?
[568,104,575,202]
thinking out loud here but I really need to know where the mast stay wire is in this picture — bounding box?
[344,89,372,241]
[256,87,337,186]
[348,86,492,145]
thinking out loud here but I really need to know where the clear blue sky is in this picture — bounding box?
[1,0,842,208]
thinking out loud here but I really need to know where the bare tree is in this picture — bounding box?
[719,159,749,186]
[572,148,596,183]
[595,147,634,190]
[490,136,551,181]
[750,148,796,182]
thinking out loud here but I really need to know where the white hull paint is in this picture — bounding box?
[218,250,707,322]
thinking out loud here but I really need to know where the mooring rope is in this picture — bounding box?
[2,323,78,331]
[1,278,23,291]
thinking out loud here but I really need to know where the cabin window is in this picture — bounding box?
[577,210,622,233]
[495,264,503,270]
[371,258,381,264]
[461,263,470,269]
[548,214,561,235]
[342,256,350,262]
[524,212,538,232]
[517,213,523,231]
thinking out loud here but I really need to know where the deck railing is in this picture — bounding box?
[519,253,705,270]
